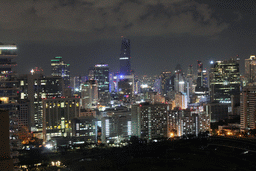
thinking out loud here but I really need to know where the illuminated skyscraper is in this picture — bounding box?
[119,38,131,75]
[0,44,20,164]
[94,64,109,102]
[240,85,256,130]
[51,56,70,88]
[196,61,203,87]
[131,103,170,140]
[245,55,256,83]
[160,71,172,96]
[209,58,240,103]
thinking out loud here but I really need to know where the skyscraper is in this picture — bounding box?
[240,85,256,130]
[209,58,240,103]
[51,56,70,88]
[131,103,170,140]
[119,38,131,75]
[160,71,172,96]
[245,55,256,84]
[0,44,20,164]
[94,64,109,103]
[196,61,203,87]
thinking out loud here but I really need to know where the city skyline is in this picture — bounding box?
[1,0,256,76]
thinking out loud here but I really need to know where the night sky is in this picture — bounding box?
[1,0,256,76]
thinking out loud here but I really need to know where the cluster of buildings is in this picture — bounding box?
[1,38,256,166]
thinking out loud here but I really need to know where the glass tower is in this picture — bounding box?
[51,56,70,88]
[209,58,240,103]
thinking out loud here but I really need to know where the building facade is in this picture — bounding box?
[209,58,240,103]
[131,103,170,141]
[42,98,80,142]
[240,85,256,130]
[51,56,70,88]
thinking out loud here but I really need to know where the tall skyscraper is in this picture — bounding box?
[174,64,185,93]
[94,64,109,103]
[51,56,70,88]
[0,44,20,164]
[209,58,240,103]
[195,61,209,102]
[80,80,98,109]
[196,61,203,87]
[245,55,256,84]
[240,85,256,130]
[160,71,172,96]
[119,38,131,75]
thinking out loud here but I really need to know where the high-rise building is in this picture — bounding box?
[119,38,131,75]
[0,110,13,170]
[240,85,256,130]
[186,65,194,103]
[160,71,172,96]
[209,58,240,103]
[245,55,256,84]
[18,73,64,130]
[131,103,170,141]
[101,109,131,143]
[196,61,203,87]
[174,64,185,93]
[195,61,209,102]
[42,97,80,142]
[0,44,20,164]
[51,56,70,88]
[168,108,200,137]
[94,64,110,104]
[80,80,98,109]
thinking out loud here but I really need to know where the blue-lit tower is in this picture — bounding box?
[119,38,131,75]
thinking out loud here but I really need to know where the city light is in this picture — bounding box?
[0,45,17,50]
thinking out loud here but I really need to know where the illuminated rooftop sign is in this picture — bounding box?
[0,45,17,50]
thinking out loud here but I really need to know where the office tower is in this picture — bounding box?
[160,71,172,96]
[72,116,98,144]
[88,67,95,80]
[51,56,70,88]
[174,64,185,93]
[94,64,110,104]
[0,44,20,164]
[240,85,256,130]
[153,77,161,94]
[0,110,13,170]
[195,61,209,102]
[116,74,135,103]
[186,65,194,103]
[18,73,64,130]
[196,61,203,87]
[42,97,80,141]
[209,58,240,103]
[72,76,81,93]
[119,38,131,75]
[245,55,256,84]
[101,108,131,143]
[80,80,98,109]
[131,103,170,141]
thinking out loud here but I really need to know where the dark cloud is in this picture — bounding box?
[0,0,228,43]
